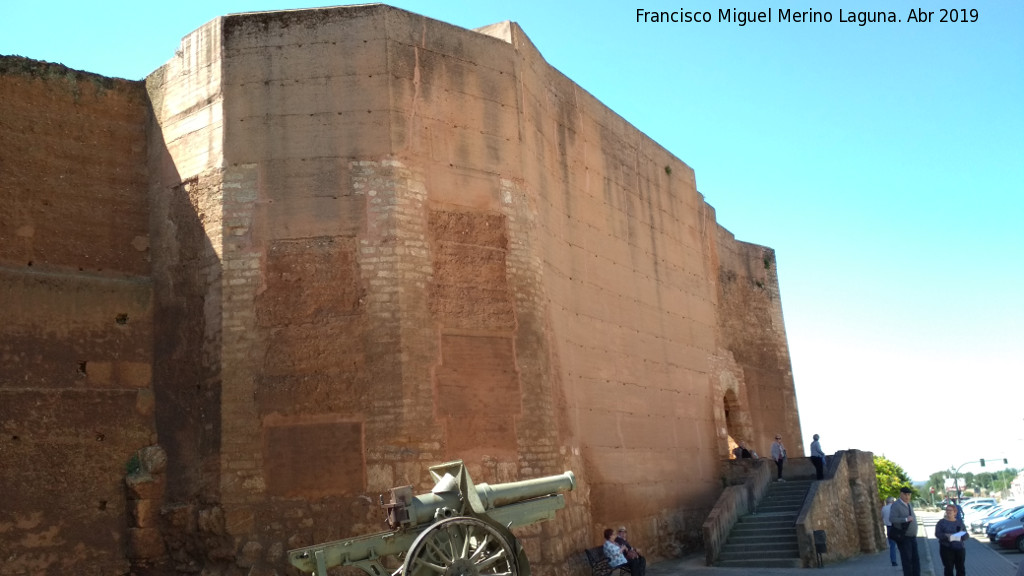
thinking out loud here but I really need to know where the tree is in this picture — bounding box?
[975,472,995,491]
[963,471,976,491]
[875,455,914,502]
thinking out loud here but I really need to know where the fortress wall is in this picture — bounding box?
[383,12,586,565]
[714,227,801,455]
[0,5,801,574]
[145,19,227,506]
[199,6,797,568]
[0,58,153,575]
[380,13,728,555]
[508,30,726,554]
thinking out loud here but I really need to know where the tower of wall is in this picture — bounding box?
[1,5,800,574]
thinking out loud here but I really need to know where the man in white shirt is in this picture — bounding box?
[881,496,899,567]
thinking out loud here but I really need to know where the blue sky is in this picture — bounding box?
[3,1,1021,483]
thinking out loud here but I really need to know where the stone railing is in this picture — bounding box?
[700,458,773,565]
[794,450,885,567]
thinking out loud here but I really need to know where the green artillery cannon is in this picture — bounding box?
[288,460,576,576]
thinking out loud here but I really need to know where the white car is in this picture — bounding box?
[963,503,997,523]
[971,504,1024,534]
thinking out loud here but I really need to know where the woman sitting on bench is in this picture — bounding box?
[603,528,644,576]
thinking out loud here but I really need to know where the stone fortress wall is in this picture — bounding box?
[0,5,800,575]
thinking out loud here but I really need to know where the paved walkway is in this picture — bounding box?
[646,511,1022,576]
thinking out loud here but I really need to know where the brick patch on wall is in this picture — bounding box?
[263,415,364,497]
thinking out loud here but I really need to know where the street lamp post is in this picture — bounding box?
[953,458,1010,499]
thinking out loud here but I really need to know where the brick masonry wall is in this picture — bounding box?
[0,57,154,575]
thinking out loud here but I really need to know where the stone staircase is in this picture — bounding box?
[716,479,813,568]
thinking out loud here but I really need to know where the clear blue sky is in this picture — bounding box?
[4,1,1021,483]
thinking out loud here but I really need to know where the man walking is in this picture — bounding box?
[882,496,900,567]
[889,487,920,576]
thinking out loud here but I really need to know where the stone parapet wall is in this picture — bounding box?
[701,458,774,564]
[796,450,885,566]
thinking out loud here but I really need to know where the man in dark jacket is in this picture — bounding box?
[889,487,920,576]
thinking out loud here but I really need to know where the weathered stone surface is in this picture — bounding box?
[128,527,167,559]
[126,472,163,500]
[237,541,263,568]
[0,5,803,575]
[140,444,168,475]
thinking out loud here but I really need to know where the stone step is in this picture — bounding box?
[737,513,796,524]
[721,540,799,555]
[720,545,798,557]
[732,519,794,531]
[761,493,806,502]
[717,557,802,569]
[772,482,813,487]
[763,488,809,497]
[757,501,803,511]
[762,491,807,499]
[729,528,798,541]
[764,487,812,498]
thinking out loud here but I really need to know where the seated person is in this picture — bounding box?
[603,528,644,576]
[615,526,646,572]
[732,441,752,459]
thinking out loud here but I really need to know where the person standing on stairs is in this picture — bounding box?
[810,434,826,480]
[770,435,787,481]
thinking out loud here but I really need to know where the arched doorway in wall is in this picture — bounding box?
[723,388,752,457]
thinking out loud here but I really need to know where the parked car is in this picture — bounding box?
[970,505,1008,532]
[963,500,997,512]
[964,504,1000,527]
[987,508,1024,540]
[993,523,1024,553]
[960,502,992,518]
[972,504,1024,534]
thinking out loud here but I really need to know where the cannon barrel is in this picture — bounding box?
[476,471,577,509]
[401,470,575,527]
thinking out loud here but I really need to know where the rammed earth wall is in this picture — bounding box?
[0,57,153,576]
[1,5,802,575]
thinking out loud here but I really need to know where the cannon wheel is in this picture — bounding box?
[401,516,517,576]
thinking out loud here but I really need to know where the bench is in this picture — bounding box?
[584,546,632,576]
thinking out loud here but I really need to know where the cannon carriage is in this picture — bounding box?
[288,460,576,576]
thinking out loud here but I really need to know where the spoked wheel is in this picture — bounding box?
[401,517,518,576]
[1017,535,1024,553]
